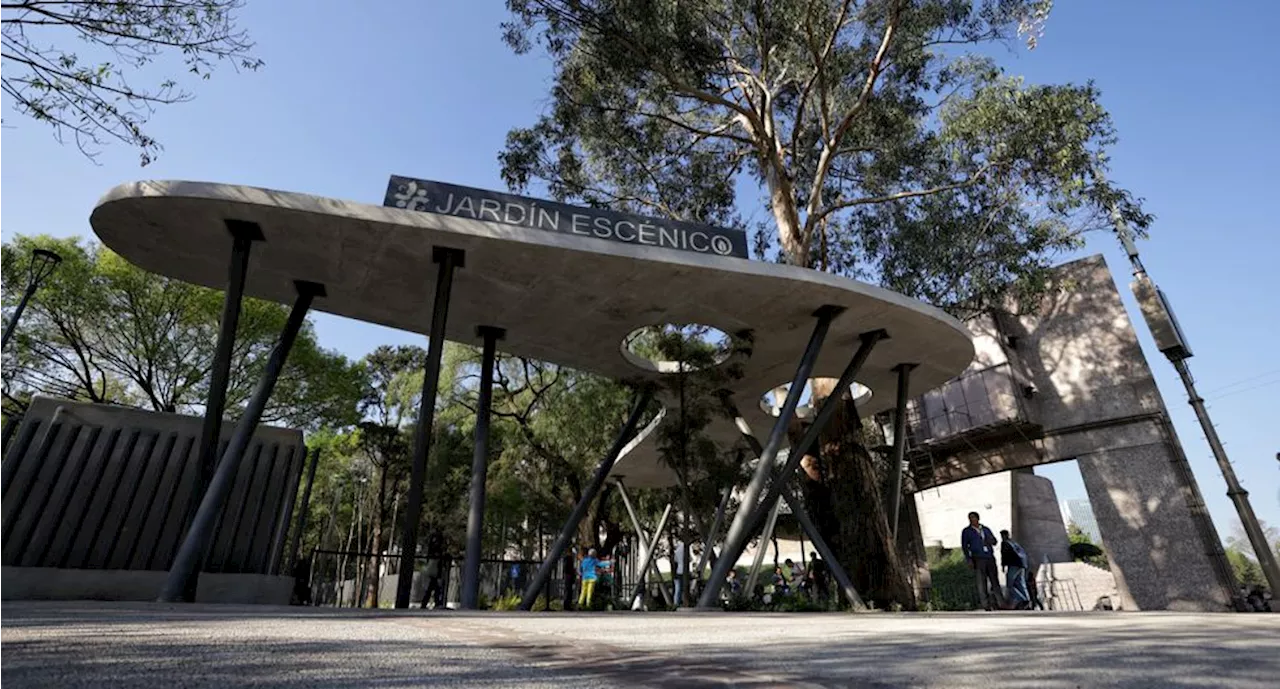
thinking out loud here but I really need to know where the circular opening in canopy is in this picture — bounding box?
[759,378,873,419]
[621,323,733,374]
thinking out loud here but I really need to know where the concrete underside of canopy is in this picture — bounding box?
[90,181,974,488]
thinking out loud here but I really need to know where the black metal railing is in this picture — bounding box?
[305,548,660,610]
[905,362,1035,446]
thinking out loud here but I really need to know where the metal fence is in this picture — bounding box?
[305,546,662,610]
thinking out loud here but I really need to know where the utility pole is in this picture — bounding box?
[1103,185,1280,603]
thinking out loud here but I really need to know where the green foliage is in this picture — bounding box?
[2,0,263,165]
[644,325,751,535]
[926,547,980,611]
[489,593,523,611]
[1224,519,1280,573]
[1067,522,1109,570]
[500,0,1150,315]
[1,234,364,431]
[1226,548,1265,589]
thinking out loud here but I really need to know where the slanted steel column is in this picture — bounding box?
[741,331,886,548]
[629,502,674,610]
[697,306,841,608]
[717,329,885,611]
[1172,358,1280,599]
[780,490,866,609]
[732,416,867,609]
[395,247,464,609]
[176,220,260,601]
[461,326,504,609]
[693,484,732,581]
[744,497,783,596]
[615,479,673,607]
[886,363,916,540]
[159,280,323,602]
[519,386,655,610]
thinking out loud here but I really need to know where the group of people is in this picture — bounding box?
[962,511,1044,611]
[723,552,831,604]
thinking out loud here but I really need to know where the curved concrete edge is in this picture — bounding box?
[90,180,977,491]
[90,180,973,347]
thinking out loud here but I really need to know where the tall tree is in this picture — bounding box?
[356,345,426,607]
[499,0,1151,607]
[1225,519,1280,569]
[2,0,263,165]
[1,234,364,432]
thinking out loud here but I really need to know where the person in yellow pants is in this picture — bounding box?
[577,548,600,609]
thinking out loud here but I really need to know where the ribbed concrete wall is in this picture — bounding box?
[1,396,305,576]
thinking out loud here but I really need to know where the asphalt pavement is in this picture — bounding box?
[2,601,1277,688]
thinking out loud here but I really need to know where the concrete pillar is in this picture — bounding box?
[1078,444,1234,611]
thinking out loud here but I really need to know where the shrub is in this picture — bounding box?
[490,593,522,611]
[927,548,980,611]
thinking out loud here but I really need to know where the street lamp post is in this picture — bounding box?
[1102,182,1280,604]
[2,248,62,352]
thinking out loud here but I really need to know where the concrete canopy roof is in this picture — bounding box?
[90,181,974,488]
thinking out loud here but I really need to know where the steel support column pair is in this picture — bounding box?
[744,496,784,595]
[696,307,844,608]
[698,323,887,609]
[159,221,261,602]
[727,405,867,609]
[461,326,505,609]
[159,262,325,602]
[519,386,655,611]
[628,502,674,610]
[692,484,732,583]
[615,479,674,608]
[395,247,465,609]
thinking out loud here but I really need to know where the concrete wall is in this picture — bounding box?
[1013,471,1071,567]
[907,256,1234,611]
[915,472,1014,549]
[1,566,292,604]
[1,396,306,577]
[914,469,1068,569]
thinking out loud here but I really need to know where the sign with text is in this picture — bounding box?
[383,175,748,259]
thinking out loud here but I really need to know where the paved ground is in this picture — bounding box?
[2,602,1278,688]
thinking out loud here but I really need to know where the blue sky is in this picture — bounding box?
[2,1,1277,542]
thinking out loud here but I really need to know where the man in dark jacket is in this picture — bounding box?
[1000,529,1030,609]
[961,511,1004,610]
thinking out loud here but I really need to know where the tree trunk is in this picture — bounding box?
[363,466,390,608]
[801,382,915,610]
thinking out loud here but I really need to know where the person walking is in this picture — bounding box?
[1000,529,1030,609]
[673,538,687,607]
[1025,563,1045,610]
[961,511,1005,610]
[808,551,830,600]
[562,552,576,610]
[577,548,600,609]
[419,532,446,610]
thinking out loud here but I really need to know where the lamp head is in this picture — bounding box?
[28,248,62,285]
